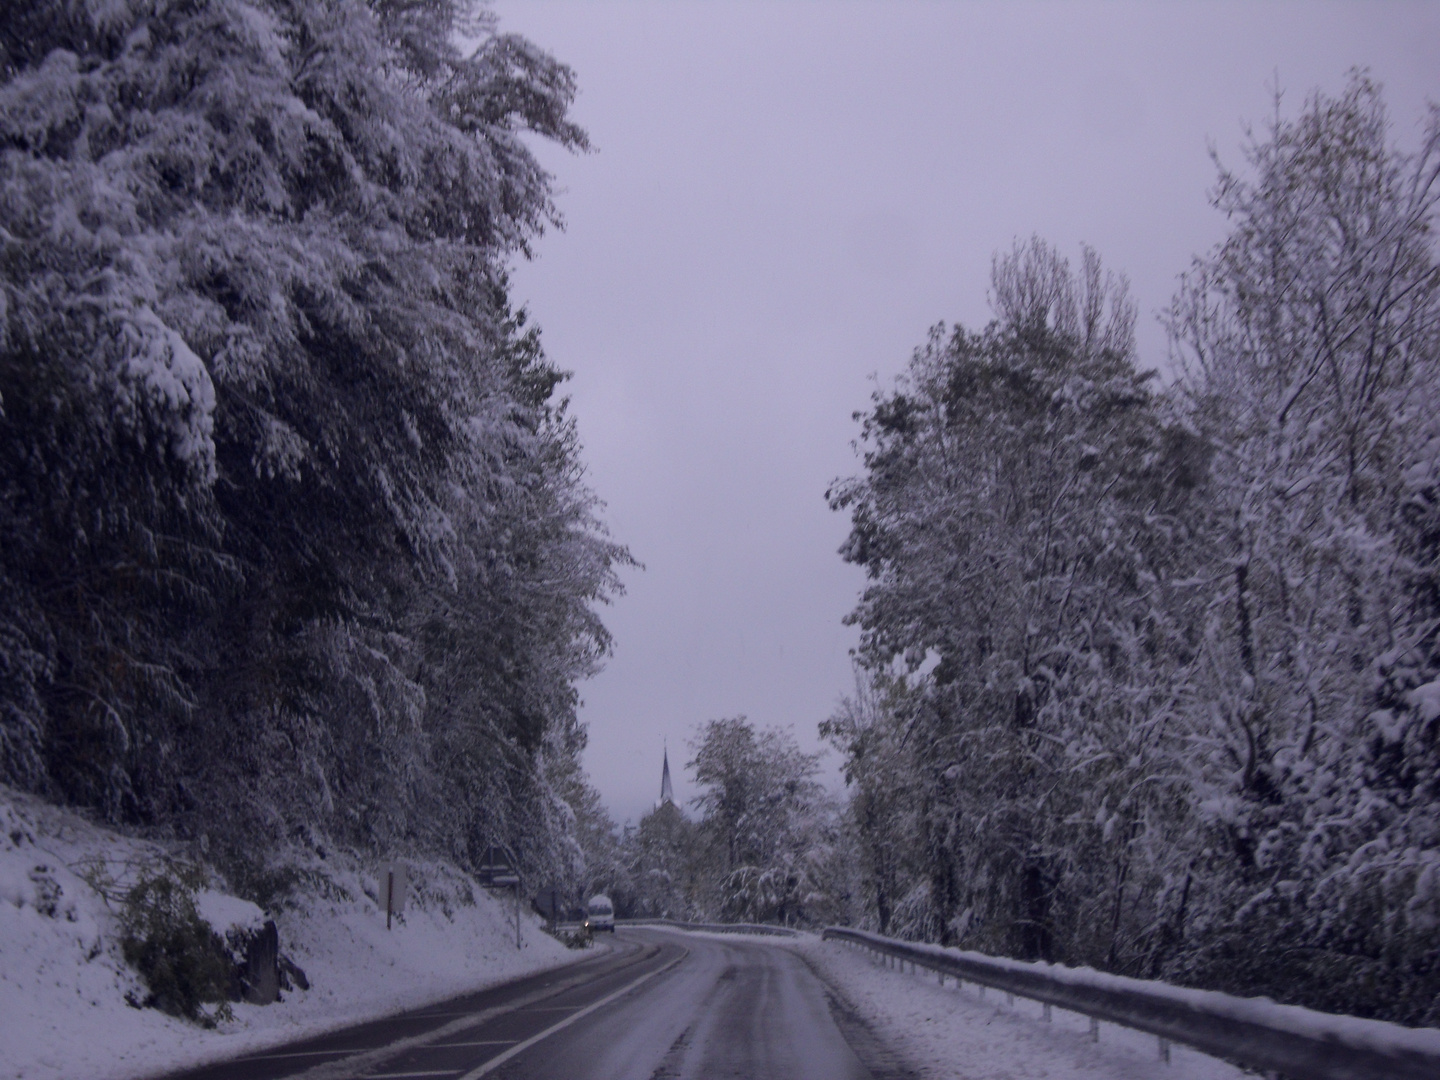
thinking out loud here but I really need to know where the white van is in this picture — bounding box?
[584,894,615,933]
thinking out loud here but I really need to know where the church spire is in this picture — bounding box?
[659,743,674,806]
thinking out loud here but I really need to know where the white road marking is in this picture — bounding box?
[285,949,651,1080]
[455,953,686,1080]
[432,1041,517,1048]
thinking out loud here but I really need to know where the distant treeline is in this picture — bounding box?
[568,715,845,930]
[0,0,626,885]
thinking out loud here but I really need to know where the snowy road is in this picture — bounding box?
[159,928,910,1080]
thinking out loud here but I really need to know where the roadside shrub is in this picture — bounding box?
[545,922,592,949]
[119,864,232,1024]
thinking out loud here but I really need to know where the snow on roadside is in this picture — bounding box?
[1,788,588,1080]
[792,934,1250,1080]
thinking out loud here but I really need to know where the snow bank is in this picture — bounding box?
[828,927,1440,1064]
[0,788,584,1080]
[792,934,1250,1080]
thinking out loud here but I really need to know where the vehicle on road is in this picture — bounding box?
[584,893,615,933]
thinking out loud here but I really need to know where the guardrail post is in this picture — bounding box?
[1089,1016,1099,1042]
[1042,1002,1052,1022]
[1158,1036,1171,1064]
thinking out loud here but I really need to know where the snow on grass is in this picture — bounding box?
[793,934,1251,1080]
[0,787,589,1080]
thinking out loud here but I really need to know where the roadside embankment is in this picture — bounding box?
[1,787,585,1080]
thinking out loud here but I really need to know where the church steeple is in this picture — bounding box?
[659,743,675,806]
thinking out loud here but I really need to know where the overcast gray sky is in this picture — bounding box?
[488,1,1439,827]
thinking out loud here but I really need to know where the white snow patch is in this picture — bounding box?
[120,307,217,478]
[193,890,264,935]
[802,929,1440,1067]
[1409,679,1440,724]
[790,934,1250,1080]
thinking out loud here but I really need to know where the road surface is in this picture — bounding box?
[162,928,912,1080]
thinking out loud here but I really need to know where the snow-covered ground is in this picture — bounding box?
[792,934,1250,1080]
[1,788,588,1080]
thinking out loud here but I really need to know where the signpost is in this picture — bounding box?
[536,885,562,931]
[477,845,521,949]
[383,861,407,930]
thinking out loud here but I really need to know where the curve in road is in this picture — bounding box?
[160,928,911,1080]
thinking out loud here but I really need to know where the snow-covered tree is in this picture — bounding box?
[830,239,1204,962]
[688,716,841,925]
[1164,74,1440,1022]
[820,668,924,935]
[1,0,626,891]
[626,799,700,919]
[830,75,1440,1024]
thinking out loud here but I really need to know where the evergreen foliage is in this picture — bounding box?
[0,0,626,891]
[119,864,233,1023]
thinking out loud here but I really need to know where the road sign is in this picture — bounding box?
[535,884,563,925]
[475,846,523,949]
[477,845,518,887]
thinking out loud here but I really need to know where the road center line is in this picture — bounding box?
[455,951,688,1080]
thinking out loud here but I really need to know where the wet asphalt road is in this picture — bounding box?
[160,928,910,1080]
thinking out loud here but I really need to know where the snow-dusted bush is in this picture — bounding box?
[117,863,235,1023]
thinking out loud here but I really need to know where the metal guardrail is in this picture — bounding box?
[617,917,798,938]
[821,927,1440,1080]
